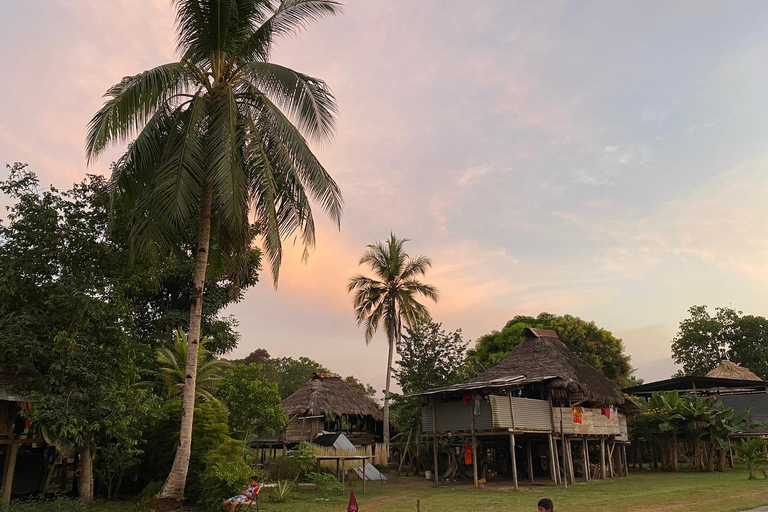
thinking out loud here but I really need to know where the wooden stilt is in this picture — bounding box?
[600,438,607,479]
[566,438,575,484]
[2,443,20,505]
[526,440,534,483]
[607,442,615,478]
[623,444,629,477]
[509,433,519,490]
[431,399,439,487]
[548,434,557,484]
[552,437,561,485]
[470,401,478,489]
[583,438,590,482]
[399,429,413,477]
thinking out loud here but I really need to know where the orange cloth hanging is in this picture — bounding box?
[572,406,583,424]
[463,444,473,465]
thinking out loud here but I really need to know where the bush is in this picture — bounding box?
[199,437,254,512]
[269,479,296,503]
[307,471,342,496]
[291,442,316,476]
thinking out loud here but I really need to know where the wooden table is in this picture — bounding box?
[314,455,375,492]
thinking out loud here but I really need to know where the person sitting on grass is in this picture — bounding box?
[537,497,554,512]
[222,476,260,512]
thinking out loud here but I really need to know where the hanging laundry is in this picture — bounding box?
[601,406,611,419]
[572,406,583,424]
[462,393,472,405]
[463,444,473,465]
[474,396,482,416]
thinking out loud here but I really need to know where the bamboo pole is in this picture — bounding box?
[600,438,607,479]
[509,433,519,490]
[527,440,534,483]
[583,438,590,482]
[398,429,413,477]
[548,434,557,484]
[552,436,561,486]
[470,399,478,489]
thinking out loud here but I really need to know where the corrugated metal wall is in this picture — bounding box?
[422,395,552,432]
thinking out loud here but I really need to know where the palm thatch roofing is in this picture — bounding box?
[469,327,625,405]
[706,360,761,381]
[280,373,383,421]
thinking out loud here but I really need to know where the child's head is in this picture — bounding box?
[250,476,260,485]
[537,498,554,512]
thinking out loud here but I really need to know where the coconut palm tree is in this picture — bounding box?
[348,234,439,450]
[85,0,343,502]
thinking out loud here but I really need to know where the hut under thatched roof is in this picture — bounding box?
[254,373,383,448]
[469,327,625,405]
[706,360,761,381]
[281,373,382,420]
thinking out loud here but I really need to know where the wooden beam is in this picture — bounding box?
[431,398,439,487]
[566,438,575,484]
[547,434,557,484]
[582,438,590,482]
[607,441,615,478]
[398,429,413,477]
[509,433,518,490]
[1,443,20,504]
[526,440,534,483]
[600,438,607,479]
[623,444,629,477]
[470,403,479,489]
[552,436,561,486]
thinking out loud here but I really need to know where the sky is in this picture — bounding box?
[3,1,768,394]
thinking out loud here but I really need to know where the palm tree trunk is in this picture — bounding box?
[383,330,394,453]
[157,183,213,502]
[77,447,93,503]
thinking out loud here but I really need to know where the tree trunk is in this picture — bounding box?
[706,443,715,472]
[157,184,213,502]
[694,440,702,471]
[77,448,93,503]
[671,436,679,472]
[382,329,394,452]
[717,448,727,472]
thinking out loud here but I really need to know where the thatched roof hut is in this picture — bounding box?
[281,373,382,421]
[706,360,761,381]
[469,327,625,405]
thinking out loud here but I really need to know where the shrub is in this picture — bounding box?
[199,437,254,511]
[269,479,296,503]
[291,442,316,476]
[307,471,342,496]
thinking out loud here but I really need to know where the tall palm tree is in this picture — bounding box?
[85,0,343,502]
[348,234,438,450]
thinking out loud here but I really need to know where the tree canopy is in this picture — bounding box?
[671,305,768,379]
[465,313,634,386]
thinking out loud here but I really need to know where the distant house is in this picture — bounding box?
[411,328,635,489]
[0,373,47,504]
[253,373,383,450]
[624,360,768,437]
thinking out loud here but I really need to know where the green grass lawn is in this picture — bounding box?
[9,469,768,512]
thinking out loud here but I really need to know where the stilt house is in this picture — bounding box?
[254,373,383,450]
[413,328,634,489]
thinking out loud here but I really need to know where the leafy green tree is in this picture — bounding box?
[344,375,376,398]
[672,305,768,378]
[348,234,439,450]
[391,320,467,438]
[85,0,344,501]
[0,164,158,502]
[466,313,633,386]
[240,348,272,366]
[271,356,329,399]
[216,363,286,440]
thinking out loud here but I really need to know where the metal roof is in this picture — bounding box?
[403,375,558,398]
[623,376,768,395]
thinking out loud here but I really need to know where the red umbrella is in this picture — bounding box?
[347,490,359,512]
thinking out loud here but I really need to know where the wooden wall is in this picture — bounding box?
[553,407,628,440]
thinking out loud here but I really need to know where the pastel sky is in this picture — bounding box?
[3,1,768,395]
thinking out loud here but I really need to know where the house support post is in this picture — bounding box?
[470,403,478,489]
[431,398,439,487]
[1,443,20,505]
[509,433,519,490]
[583,438,590,482]
[527,439,534,483]
[567,438,576,484]
[547,434,557,484]
[600,438,607,479]
[623,444,629,477]
[552,436,561,486]
[608,441,615,478]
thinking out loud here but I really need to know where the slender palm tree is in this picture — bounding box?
[348,234,438,450]
[85,0,343,502]
[142,330,231,403]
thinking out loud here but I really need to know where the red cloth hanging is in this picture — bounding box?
[347,490,359,512]
[463,444,473,465]
[462,393,472,405]
[601,407,611,419]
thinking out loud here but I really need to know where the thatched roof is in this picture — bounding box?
[469,327,625,405]
[706,360,761,381]
[280,373,383,421]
